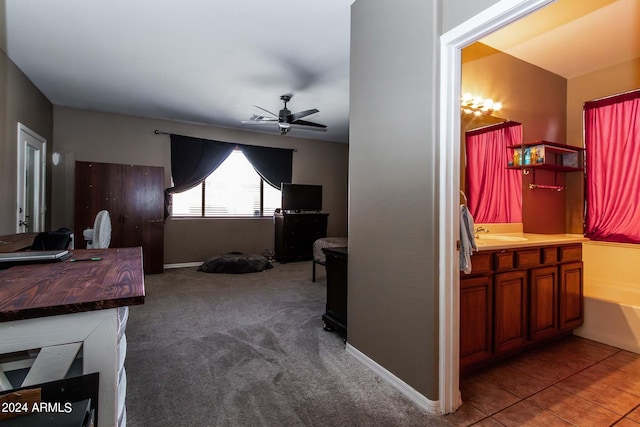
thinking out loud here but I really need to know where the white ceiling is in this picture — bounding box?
[4,0,353,143]
[3,1,639,145]
[481,0,640,80]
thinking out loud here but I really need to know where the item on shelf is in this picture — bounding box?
[563,152,579,168]
[534,145,545,163]
[513,149,521,166]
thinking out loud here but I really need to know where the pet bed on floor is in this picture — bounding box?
[198,252,273,274]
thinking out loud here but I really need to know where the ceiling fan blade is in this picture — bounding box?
[290,108,319,121]
[292,119,328,131]
[253,105,279,117]
[241,115,278,125]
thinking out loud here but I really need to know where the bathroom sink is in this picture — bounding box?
[478,235,528,242]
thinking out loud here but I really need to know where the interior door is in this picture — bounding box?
[17,123,46,233]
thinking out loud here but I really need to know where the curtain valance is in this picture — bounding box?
[584,89,640,110]
[465,120,520,138]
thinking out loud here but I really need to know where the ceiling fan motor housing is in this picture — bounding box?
[243,93,326,135]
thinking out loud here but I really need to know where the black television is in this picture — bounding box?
[281,183,323,212]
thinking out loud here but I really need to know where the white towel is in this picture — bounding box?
[460,205,478,274]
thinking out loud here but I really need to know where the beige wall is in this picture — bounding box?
[442,0,502,32]
[52,107,348,264]
[350,0,440,399]
[462,43,566,143]
[0,48,54,235]
[348,0,579,405]
[565,58,640,233]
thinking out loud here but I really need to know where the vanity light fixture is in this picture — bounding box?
[461,93,502,117]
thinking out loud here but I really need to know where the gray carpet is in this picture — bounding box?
[124,261,450,426]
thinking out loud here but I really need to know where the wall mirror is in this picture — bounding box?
[462,118,522,223]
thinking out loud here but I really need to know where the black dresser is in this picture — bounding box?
[274,212,328,262]
[322,247,348,339]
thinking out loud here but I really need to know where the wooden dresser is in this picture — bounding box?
[274,212,328,262]
[322,247,348,339]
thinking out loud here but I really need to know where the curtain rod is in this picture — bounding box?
[588,88,640,103]
[584,88,640,110]
[153,129,297,152]
[464,119,519,136]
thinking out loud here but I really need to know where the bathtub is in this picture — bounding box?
[574,241,640,354]
[574,279,640,354]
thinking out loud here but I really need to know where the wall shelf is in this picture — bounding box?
[507,140,584,172]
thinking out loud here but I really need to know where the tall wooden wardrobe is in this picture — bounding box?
[74,161,165,274]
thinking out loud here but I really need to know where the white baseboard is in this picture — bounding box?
[345,343,441,415]
[163,262,202,269]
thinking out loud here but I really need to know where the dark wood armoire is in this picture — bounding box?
[74,161,165,274]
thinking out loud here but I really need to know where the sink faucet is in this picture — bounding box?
[475,226,490,239]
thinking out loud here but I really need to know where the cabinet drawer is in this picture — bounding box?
[516,249,540,268]
[494,250,514,271]
[469,252,492,274]
[559,245,582,262]
[541,247,558,264]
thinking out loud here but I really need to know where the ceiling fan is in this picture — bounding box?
[242,94,327,135]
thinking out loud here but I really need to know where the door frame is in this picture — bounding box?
[16,122,47,233]
[437,0,555,413]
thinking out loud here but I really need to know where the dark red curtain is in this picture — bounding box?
[465,121,522,223]
[584,90,640,243]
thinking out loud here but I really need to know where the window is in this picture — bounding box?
[172,149,281,217]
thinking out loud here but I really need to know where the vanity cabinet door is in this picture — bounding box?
[460,276,493,369]
[559,261,584,330]
[494,270,527,353]
[529,265,558,341]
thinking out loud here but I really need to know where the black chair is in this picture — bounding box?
[31,228,73,251]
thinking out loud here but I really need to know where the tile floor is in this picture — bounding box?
[444,336,640,426]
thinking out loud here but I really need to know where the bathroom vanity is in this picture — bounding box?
[460,234,586,373]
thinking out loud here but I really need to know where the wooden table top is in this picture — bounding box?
[0,233,38,253]
[0,247,145,322]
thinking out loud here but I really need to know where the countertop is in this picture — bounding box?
[0,247,145,322]
[0,232,39,253]
[475,233,588,251]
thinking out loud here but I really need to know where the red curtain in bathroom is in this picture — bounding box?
[584,90,640,243]
[465,121,522,223]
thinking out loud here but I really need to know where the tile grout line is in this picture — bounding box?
[469,343,630,425]
[518,347,632,426]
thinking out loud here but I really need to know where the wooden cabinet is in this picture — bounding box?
[559,261,584,330]
[460,276,492,369]
[274,212,328,262]
[75,161,165,274]
[460,243,583,372]
[529,265,559,341]
[494,270,528,353]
